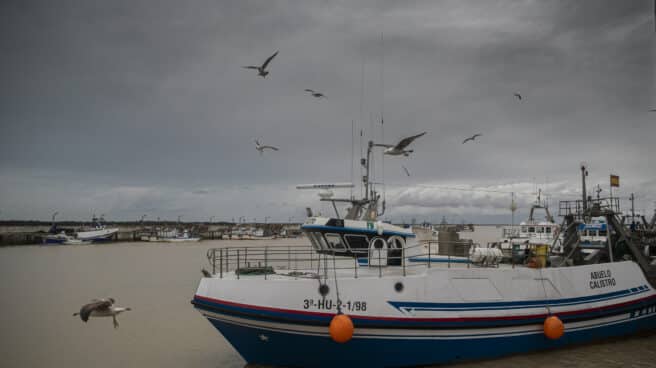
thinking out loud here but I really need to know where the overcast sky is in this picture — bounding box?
[1,0,655,223]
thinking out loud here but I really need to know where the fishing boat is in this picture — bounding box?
[44,231,71,244]
[44,231,92,245]
[191,152,656,367]
[75,216,118,242]
[142,228,201,242]
[496,192,560,263]
[158,229,201,242]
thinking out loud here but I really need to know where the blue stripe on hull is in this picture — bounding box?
[301,224,415,238]
[206,314,656,368]
[193,293,656,329]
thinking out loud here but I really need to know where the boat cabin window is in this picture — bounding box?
[537,227,544,233]
[307,232,322,250]
[325,233,346,250]
[528,226,535,233]
[546,227,552,234]
[387,236,405,249]
[308,232,329,250]
[521,226,527,233]
[345,235,369,252]
[370,237,387,249]
[599,229,607,236]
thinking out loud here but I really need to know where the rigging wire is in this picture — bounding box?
[359,55,365,199]
[380,32,386,210]
[331,251,343,314]
[351,120,354,199]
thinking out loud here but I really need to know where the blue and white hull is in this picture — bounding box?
[192,260,656,367]
[196,302,656,368]
[44,234,68,244]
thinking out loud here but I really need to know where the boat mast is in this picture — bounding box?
[581,164,589,222]
[363,140,373,202]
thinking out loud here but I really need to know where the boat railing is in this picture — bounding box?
[205,240,505,280]
[559,197,621,219]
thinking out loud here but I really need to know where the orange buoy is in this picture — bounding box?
[329,314,354,343]
[543,315,564,340]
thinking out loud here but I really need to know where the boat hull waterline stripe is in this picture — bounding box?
[199,308,656,368]
[192,290,656,329]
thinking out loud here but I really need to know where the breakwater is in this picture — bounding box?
[0,221,302,245]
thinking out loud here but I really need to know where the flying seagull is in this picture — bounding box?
[514,93,522,100]
[254,139,279,155]
[304,89,326,98]
[73,298,131,329]
[402,165,411,177]
[462,134,482,144]
[378,132,426,156]
[242,51,279,78]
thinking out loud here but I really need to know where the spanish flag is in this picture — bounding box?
[610,174,620,188]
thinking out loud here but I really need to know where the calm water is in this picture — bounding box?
[1,227,655,368]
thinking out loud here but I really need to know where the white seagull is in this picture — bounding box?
[242,51,279,78]
[254,139,279,155]
[378,132,426,156]
[462,134,482,144]
[73,298,131,329]
[304,89,326,98]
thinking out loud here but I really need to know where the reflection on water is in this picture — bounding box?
[1,228,654,368]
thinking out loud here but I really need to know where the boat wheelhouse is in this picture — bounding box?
[578,217,608,248]
[498,193,560,262]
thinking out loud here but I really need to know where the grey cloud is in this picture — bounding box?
[0,0,654,222]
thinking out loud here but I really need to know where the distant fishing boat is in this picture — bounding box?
[143,228,201,242]
[158,229,201,242]
[75,216,118,242]
[44,231,91,245]
[44,231,71,244]
[496,192,560,263]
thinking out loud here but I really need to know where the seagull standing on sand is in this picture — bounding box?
[462,134,482,144]
[73,298,131,329]
[304,89,326,98]
[377,132,426,156]
[514,93,522,100]
[254,139,279,155]
[242,51,279,78]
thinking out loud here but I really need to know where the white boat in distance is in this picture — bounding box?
[144,228,201,242]
[159,229,201,242]
[76,216,118,242]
